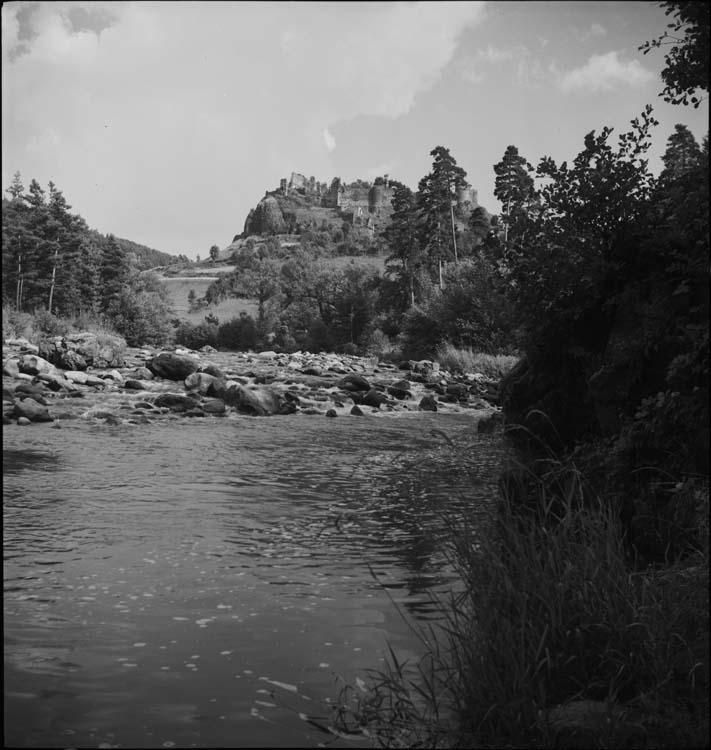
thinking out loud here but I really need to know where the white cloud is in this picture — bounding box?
[322,128,336,152]
[589,23,607,37]
[559,51,654,93]
[459,44,514,84]
[1,1,486,255]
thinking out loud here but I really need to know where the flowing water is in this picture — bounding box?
[3,412,505,748]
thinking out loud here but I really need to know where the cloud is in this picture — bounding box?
[559,51,654,93]
[322,129,336,152]
[459,44,514,84]
[589,23,607,37]
[1,2,486,255]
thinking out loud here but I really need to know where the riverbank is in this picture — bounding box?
[2,334,502,428]
[329,451,709,749]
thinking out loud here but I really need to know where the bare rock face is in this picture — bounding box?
[243,196,286,236]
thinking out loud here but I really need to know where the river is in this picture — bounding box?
[3,412,504,748]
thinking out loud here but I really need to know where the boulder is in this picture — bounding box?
[13,383,47,402]
[131,366,154,380]
[360,388,389,409]
[337,373,371,392]
[35,372,72,391]
[3,358,20,378]
[350,405,365,416]
[224,384,282,415]
[184,371,217,394]
[38,333,126,369]
[4,338,39,354]
[64,371,89,385]
[201,398,226,414]
[411,360,440,376]
[446,383,469,400]
[325,409,338,418]
[123,379,149,390]
[419,395,438,412]
[200,363,224,379]
[13,397,53,422]
[18,354,57,377]
[148,352,200,380]
[153,393,201,411]
[387,382,412,400]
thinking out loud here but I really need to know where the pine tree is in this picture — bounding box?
[383,183,424,306]
[100,234,131,314]
[493,145,536,247]
[659,123,702,182]
[7,171,24,201]
[417,146,469,287]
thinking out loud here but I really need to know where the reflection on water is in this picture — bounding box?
[3,413,504,748]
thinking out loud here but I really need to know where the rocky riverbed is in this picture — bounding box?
[2,333,503,429]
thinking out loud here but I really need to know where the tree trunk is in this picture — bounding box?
[16,248,23,311]
[450,202,458,263]
[48,247,59,314]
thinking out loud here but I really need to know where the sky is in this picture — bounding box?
[2,1,708,260]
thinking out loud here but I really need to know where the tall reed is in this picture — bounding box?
[331,451,709,748]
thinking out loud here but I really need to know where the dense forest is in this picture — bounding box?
[1,175,185,345]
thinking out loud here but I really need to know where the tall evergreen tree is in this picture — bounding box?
[7,171,24,201]
[493,145,536,247]
[100,234,131,314]
[417,146,469,286]
[659,123,703,182]
[383,183,424,307]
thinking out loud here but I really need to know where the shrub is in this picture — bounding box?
[174,320,219,350]
[435,344,519,379]
[31,309,73,338]
[2,306,37,340]
[217,314,258,351]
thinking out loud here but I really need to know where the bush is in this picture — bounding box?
[435,344,519,379]
[31,309,72,338]
[217,314,258,351]
[174,320,219,350]
[2,306,37,340]
[399,306,444,360]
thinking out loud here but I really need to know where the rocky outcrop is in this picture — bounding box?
[243,196,287,236]
[38,333,126,369]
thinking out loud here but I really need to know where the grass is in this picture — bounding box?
[329,447,709,749]
[435,344,519,380]
[2,305,123,345]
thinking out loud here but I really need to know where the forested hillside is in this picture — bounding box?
[1,175,177,345]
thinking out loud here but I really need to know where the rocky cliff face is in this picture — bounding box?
[240,173,397,239]
[242,196,286,236]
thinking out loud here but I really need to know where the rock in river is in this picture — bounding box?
[13,397,53,422]
[148,352,200,380]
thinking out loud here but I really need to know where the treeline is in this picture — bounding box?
[1,174,174,345]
